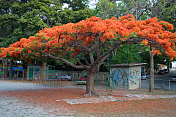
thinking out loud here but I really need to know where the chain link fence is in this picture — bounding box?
[141,78,176,91]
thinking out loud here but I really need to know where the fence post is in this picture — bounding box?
[3,68,4,80]
[17,68,18,80]
[22,69,24,81]
[0,69,1,80]
[169,79,171,90]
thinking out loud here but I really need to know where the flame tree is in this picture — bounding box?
[0,14,176,96]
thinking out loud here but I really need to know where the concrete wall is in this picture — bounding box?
[110,68,129,89]
[110,65,142,89]
[129,66,141,89]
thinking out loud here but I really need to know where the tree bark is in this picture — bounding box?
[149,52,154,92]
[167,60,170,73]
[84,67,99,97]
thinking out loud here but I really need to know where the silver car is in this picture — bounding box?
[169,76,176,82]
[52,74,72,81]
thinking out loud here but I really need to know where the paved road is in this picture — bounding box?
[0,81,49,92]
[141,69,176,91]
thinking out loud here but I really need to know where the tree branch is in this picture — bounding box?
[44,53,88,69]
[94,37,144,66]
[89,52,94,64]
[82,53,91,65]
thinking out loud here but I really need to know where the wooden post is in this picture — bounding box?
[149,41,154,92]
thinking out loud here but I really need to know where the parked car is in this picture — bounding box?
[141,73,147,80]
[169,75,176,82]
[79,75,87,81]
[146,74,150,79]
[164,69,169,74]
[52,74,72,81]
[158,69,166,75]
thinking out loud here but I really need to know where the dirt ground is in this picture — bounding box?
[0,86,176,117]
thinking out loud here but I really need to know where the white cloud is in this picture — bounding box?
[89,0,98,9]
[88,0,122,9]
[62,3,69,9]
[61,0,122,10]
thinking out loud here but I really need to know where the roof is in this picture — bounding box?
[111,63,147,68]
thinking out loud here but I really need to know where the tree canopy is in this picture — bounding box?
[0,14,175,96]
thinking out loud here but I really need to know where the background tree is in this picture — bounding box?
[111,44,142,64]
[0,0,61,47]
[94,0,118,19]
[94,0,151,20]
[61,0,89,11]
[150,0,176,31]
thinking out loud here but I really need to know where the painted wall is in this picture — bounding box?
[110,66,141,89]
[110,67,129,89]
[129,66,141,89]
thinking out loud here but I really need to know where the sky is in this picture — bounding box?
[88,0,98,9]
[62,0,121,9]
[62,0,98,9]
[89,0,122,9]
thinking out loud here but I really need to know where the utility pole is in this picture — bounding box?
[149,40,154,92]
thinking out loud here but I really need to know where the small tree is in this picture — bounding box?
[0,14,175,96]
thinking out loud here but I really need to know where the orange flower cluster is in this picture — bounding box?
[0,14,175,60]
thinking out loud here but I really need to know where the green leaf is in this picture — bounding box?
[145,47,150,52]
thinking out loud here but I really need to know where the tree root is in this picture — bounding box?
[83,89,100,97]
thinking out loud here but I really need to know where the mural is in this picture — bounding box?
[110,65,141,89]
[129,67,141,89]
[109,68,128,89]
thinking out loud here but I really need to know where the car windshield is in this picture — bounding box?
[142,74,146,76]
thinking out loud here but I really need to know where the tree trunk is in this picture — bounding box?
[84,68,99,97]
[167,60,170,73]
[149,52,154,92]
